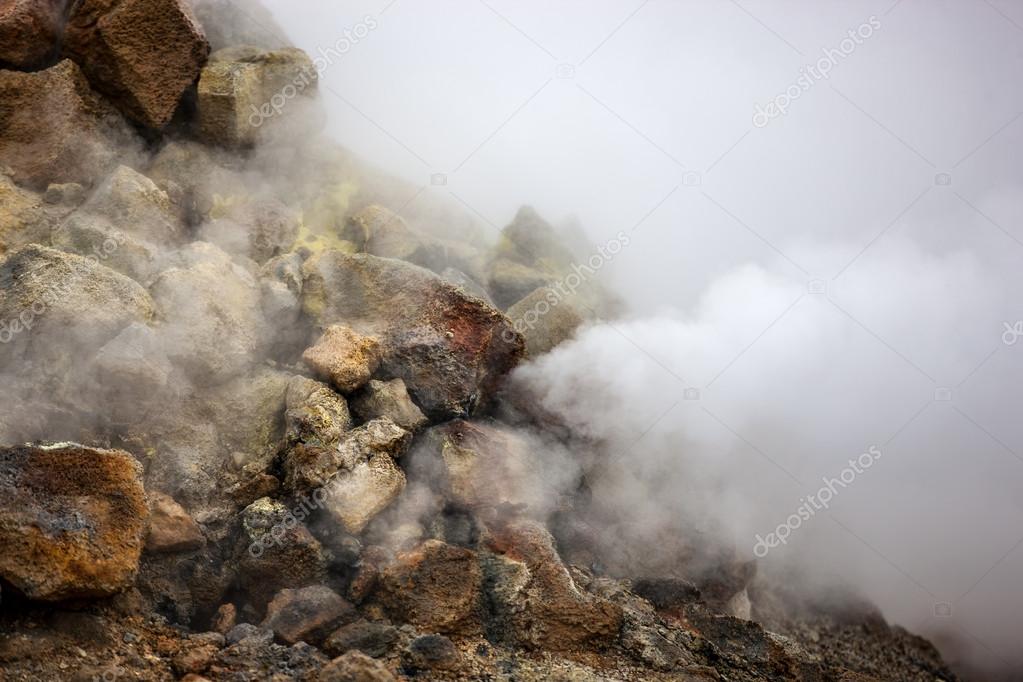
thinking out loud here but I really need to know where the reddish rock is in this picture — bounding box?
[261,585,357,645]
[0,444,148,600]
[62,0,210,128]
[0,60,133,189]
[372,540,483,636]
[0,0,64,68]
[485,520,623,651]
[302,325,382,394]
[302,251,524,419]
[146,492,204,553]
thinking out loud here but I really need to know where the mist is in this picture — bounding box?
[232,0,1023,677]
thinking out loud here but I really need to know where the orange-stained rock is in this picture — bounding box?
[146,492,204,553]
[0,443,148,600]
[372,540,483,636]
[302,325,381,394]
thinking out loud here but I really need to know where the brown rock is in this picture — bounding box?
[505,285,585,357]
[323,620,398,659]
[0,60,134,189]
[284,417,408,494]
[212,603,237,635]
[302,251,524,419]
[284,375,353,448]
[261,585,357,645]
[0,0,63,68]
[402,634,460,673]
[319,650,395,682]
[62,0,210,129]
[373,540,483,635]
[303,324,382,394]
[322,449,406,535]
[484,520,623,651]
[350,378,427,432]
[0,444,147,600]
[0,174,50,254]
[146,492,204,553]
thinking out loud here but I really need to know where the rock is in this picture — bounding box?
[402,634,460,672]
[284,375,353,448]
[319,650,395,682]
[212,603,237,635]
[285,416,407,494]
[418,419,559,512]
[43,183,86,206]
[0,174,50,254]
[349,379,427,432]
[51,213,158,287]
[632,577,702,616]
[505,286,585,357]
[149,242,265,384]
[373,540,484,636]
[236,497,328,607]
[0,60,134,189]
[0,444,147,600]
[199,198,299,263]
[62,0,210,129]
[495,206,576,271]
[225,623,273,647]
[323,620,398,658]
[197,46,318,148]
[484,521,623,651]
[78,165,183,245]
[486,258,553,310]
[172,642,219,675]
[440,267,492,305]
[261,585,357,645]
[145,140,245,223]
[0,0,63,69]
[302,324,382,394]
[302,250,524,419]
[146,492,204,553]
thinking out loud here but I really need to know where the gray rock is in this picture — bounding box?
[349,378,427,432]
[505,286,585,357]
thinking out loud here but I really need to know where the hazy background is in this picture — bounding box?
[253,0,1023,677]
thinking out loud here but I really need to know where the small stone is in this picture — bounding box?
[350,379,428,432]
[212,603,237,634]
[146,492,204,553]
[261,585,357,646]
[402,634,460,672]
[319,650,395,682]
[323,620,398,658]
[302,325,382,394]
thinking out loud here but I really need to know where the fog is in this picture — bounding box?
[256,1,1023,677]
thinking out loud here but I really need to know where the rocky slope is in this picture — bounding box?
[0,1,961,681]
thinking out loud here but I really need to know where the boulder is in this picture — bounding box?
[236,497,328,607]
[349,379,427,432]
[0,174,50,254]
[319,650,395,682]
[62,0,210,129]
[0,0,64,69]
[401,634,460,673]
[261,585,357,645]
[146,492,204,553]
[494,205,576,271]
[483,521,623,651]
[285,417,407,494]
[284,375,353,448]
[302,251,524,419]
[0,60,134,189]
[486,258,553,310]
[199,198,299,263]
[372,540,483,635]
[78,164,183,244]
[145,140,246,223]
[322,449,407,535]
[197,46,318,148]
[149,242,265,384]
[0,444,147,600]
[51,212,158,285]
[440,267,492,305]
[302,324,382,394]
[43,182,86,206]
[505,286,585,357]
[323,620,398,658]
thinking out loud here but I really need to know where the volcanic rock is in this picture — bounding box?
[51,213,158,284]
[349,378,428,432]
[284,375,353,447]
[484,520,623,651]
[323,620,398,658]
[0,444,147,600]
[199,197,299,263]
[261,585,357,646]
[440,266,493,305]
[0,174,50,254]
[319,650,396,682]
[505,285,585,357]
[486,258,553,311]
[146,492,204,553]
[302,250,524,419]
[198,46,318,148]
[372,539,484,636]
[402,634,460,673]
[0,60,134,189]
[236,497,328,607]
[78,164,183,245]
[62,0,210,129]
[302,324,382,394]
[285,416,407,493]
[0,0,64,69]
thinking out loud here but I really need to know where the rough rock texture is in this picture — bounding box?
[484,521,623,651]
[303,324,382,394]
[261,585,357,645]
[199,197,299,263]
[0,174,51,254]
[0,0,64,69]
[77,164,183,244]
[198,46,318,148]
[505,285,585,357]
[285,375,353,447]
[302,250,524,419]
[320,650,396,682]
[62,0,210,128]
[402,634,460,673]
[323,620,398,659]
[487,258,554,311]
[0,444,147,600]
[0,60,134,189]
[350,378,428,432]
[146,492,204,553]
[373,540,484,636]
